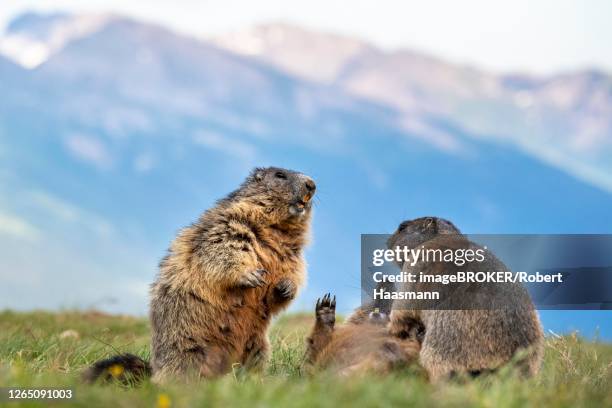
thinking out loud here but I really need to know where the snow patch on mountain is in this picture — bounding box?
[0,12,114,68]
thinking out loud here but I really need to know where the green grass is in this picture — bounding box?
[1,310,611,407]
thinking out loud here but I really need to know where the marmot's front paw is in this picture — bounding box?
[388,312,422,340]
[389,321,410,340]
[315,293,336,326]
[273,279,297,301]
[239,269,268,288]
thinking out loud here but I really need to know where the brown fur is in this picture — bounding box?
[387,217,544,382]
[304,294,421,377]
[148,167,315,382]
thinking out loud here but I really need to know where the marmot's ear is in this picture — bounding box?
[254,169,265,181]
[398,220,411,232]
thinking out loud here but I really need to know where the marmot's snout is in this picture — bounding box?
[290,175,316,215]
[301,177,316,202]
[368,309,389,325]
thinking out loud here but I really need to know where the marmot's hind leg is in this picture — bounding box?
[304,293,336,364]
[419,346,458,383]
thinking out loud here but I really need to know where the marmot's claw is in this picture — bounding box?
[315,293,336,326]
[388,316,422,341]
[240,269,268,288]
[274,279,296,300]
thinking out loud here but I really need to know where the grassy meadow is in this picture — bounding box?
[0,310,611,407]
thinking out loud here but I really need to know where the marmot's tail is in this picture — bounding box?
[82,353,151,385]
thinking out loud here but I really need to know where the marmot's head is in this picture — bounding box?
[346,281,394,326]
[347,306,390,326]
[387,217,461,254]
[230,167,316,223]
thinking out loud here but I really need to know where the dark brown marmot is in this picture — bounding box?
[387,217,544,382]
[84,167,315,384]
[304,290,421,377]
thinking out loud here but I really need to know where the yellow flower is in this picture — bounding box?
[108,364,125,378]
[157,393,171,408]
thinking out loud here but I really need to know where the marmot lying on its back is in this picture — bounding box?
[304,288,422,377]
[387,217,544,382]
[84,167,315,384]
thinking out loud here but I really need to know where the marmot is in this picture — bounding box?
[84,167,315,384]
[304,287,421,377]
[386,217,544,382]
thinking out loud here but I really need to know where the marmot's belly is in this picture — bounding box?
[317,325,420,372]
[216,304,271,355]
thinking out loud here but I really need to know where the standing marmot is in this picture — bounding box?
[84,167,315,384]
[386,217,544,382]
[304,288,421,377]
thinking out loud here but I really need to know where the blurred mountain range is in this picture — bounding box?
[214,23,612,191]
[0,12,610,337]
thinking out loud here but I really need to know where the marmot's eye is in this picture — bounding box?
[275,171,287,179]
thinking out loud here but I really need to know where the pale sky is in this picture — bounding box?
[1,0,610,74]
